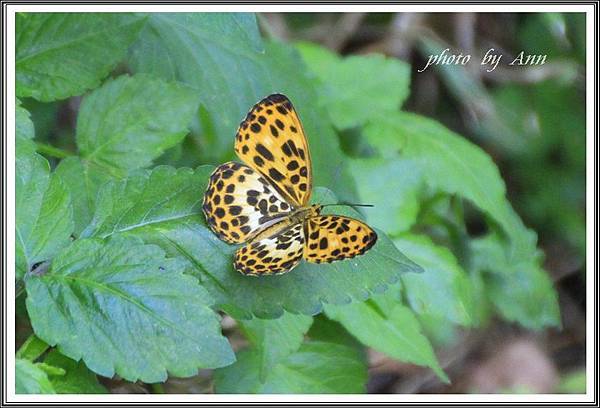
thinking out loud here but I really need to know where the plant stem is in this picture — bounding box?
[151,383,165,394]
[35,142,72,159]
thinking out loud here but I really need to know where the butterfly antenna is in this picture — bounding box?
[321,202,375,208]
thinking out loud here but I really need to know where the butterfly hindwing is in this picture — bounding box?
[234,223,305,276]
[234,93,312,207]
[202,161,292,244]
[304,216,378,264]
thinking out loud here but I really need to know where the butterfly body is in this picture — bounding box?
[203,94,377,276]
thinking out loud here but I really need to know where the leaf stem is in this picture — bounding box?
[16,334,50,361]
[36,142,73,159]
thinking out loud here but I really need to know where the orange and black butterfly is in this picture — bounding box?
[203,94,377,276]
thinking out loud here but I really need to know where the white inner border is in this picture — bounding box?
[5,3,597,404]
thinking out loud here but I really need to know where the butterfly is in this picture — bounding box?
[202,94,377,276]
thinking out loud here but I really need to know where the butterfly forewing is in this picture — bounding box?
[304,216,377,264]
[234,223,305,275]
[202,161,292,244]
[234,94,312,207]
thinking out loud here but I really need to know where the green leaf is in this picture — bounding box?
[83,166,420,318]
[54,157,115,237]
[76,74,200,171]
[16,98,34,141]
[16,335,49,361]
[297,42,411,129]
[16,151,73,279]
[128,13,264,163]
[214,341,367,393]
[239,312,313,381]
[471,234,560,329]
[16,359,55,394]
[324,291,448,382]
[25,235,235,383]
[364,111,540,262]
[44,350,107,394]
[396,234,474,326]
[128,14,358,203]
[349,158,422,235]
[16,99,37,156]
[16,13,146,101]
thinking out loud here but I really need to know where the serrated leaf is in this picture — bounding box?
[16,151,73,279]
[214,341,367,393]
[396,234,474,326]
[54,157,115,237]
[16,359,55,394]
[76,74,199,171]
[239,312,313,382]
[128,13,264,163]
[471,234,560,329]
[44,350,107,394]
[16,13,146,101]
[325,291,448,382]
[297,42,411,129]
[24,235,235,383]
[128,14,358,203]
[83,165,420,319]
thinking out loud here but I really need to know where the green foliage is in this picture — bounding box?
[25,236,235,383]
[238,312,313,381]
[16,359,55,394]
[44,350,108,394]
[396,234,474,326]
[15,12,566,394]
[76,74,199,171]
[297,42,411,129]
[16,150,73,280]
[325,291,448,382]
[214,341,367,393]
[16,13,146,101]
[82,169,419,318]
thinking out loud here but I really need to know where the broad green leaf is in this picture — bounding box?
[76,74,199,171]
[44,350,107,394]
[16,359,55,394]
[239,312,313,381]
[471,234,560,329]
[214,341,367,393]
[16,13,146,101]
[16,335,49,361]
[396,234,474,326]
[25,235,235,383]
[325,291,448,382]
[364,111,540,262]
[16,151,73,279]
[349,158,422,235]
[128,14,358,203]
[128,13,264,163]
[83,166,421,318]
[54,157,115,237]
[297,42,411,129]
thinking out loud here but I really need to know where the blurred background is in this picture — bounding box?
[20,12,586,394]
[256,12,587,394]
